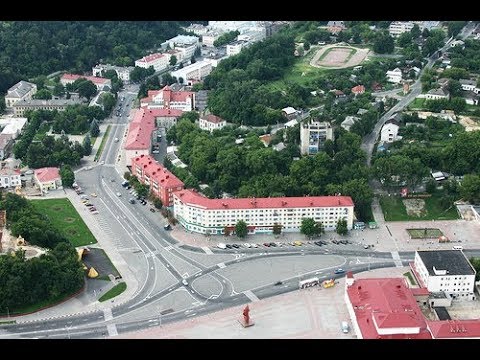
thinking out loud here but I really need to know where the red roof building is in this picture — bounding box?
[140,86,194,111]
[345,276,432,339]
[172,189,354,235]
[351,85,366,95]
[131,154,184,207]
[60,74,111,90]
[198,114,227,132]
[34,167,62,192]
[428,320,480,339]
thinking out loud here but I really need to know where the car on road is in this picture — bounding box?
[90,193,97,197]
[163,224,171,231]
[232,244,240,249]
[243,243,251,248]
[263,242,270,247]
[182,279,188,286]
[116,192,121,197]
[149,208,155,213]
[334,268,345,274]
[294,241,303,246]
[89,207,97,212]
[129,198,136,204]
[275,242,283,247]
[217,243,227,249]
[114,137,119,142]
[274,281,283,286]
[225,244,233,249]
[269,242,277,247]
[314,241,322,246]
[251,243,259,248]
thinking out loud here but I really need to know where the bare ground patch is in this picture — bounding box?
[310,45,370,69]
[458,116,480,132]
[403,198,427,218]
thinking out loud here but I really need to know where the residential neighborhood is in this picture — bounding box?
[0,20,480,341]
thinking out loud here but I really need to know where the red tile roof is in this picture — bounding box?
[61,74,109,85]
[352,85,365,94]
[124,108,184,150]
[136,53,165,64]
[173,189,354,210]
[202,114,225,124]
[346,277,432,339]
[428,320,480,339]
[132,154,184,189]
[34,167,60,183]
[140,87,194,107]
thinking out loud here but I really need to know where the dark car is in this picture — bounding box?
[274,281,283,286]
[334,268,345,274]
[263,242,271,247]
[269,242,277,247]
[149,208,155,213]
[164,224,171,231]
[225,244,233,249]
[314,241,322,246]
[232,244,240,249]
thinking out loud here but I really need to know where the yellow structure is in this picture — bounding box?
[323,279,335,288]
[88,267,99,278]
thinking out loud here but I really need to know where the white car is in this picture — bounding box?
[243,243,251,248]
[251,243,259,248]
[275,242,283,247]
[116,192,121,197]
[217,243,227,249]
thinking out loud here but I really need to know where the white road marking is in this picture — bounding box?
[391,251,403,267]
[164,245,173,251]
[202,247,213,255]
[243,290,260,302]
[217,262,226,269]
[107,323,118,337]
[103,308,113,322]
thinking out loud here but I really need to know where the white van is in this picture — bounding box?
[341,321,350,333]
[217,243,227,249]
[452,245,463,251]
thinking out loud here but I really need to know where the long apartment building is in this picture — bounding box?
[173,189,354,235]
[140,85,194,111]
[131,154,184,207]
[135,53,169,72]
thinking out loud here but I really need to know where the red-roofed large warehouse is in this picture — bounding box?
[172,189,354,235]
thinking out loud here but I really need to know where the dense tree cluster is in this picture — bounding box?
[0,21,188,94]
[0,193,84,315]
[52,105,105,134]
[167,120,373,221]
[449,40,480,73]
[213,31,240,47]
[204,33,296,126]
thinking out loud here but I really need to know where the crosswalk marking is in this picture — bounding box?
[217,262,226,269]
[202,247,213,254]
[103,308,113,321]
[107,323,118,337]
[243,290,259,302]
[391,251,403,267]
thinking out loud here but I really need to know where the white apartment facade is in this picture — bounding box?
[199,114,227,132]
[167,35,200,60]
[414,250,476,301]
[0,169,21,188]
[300,120,333,155]
[171,60,213,85]
[135,53,169,72]
[202,31,222,47]
[173,189,354,235]
[389,21,415,37]
[226,41,247,57]
[380,121,400,143]
[92,64,133,83]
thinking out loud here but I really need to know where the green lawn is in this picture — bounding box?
[403,271,417,286]
[407,228,443,239]
[99,282,127,302]
[380,194,459,221]
[408,98,426,110]
[94,125,111,161]
[31,198,97,246]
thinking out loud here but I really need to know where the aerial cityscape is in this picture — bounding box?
[1,20,480,339]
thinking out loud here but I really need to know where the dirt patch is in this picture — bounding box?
[458,116,480,132]
[52,206,63,211]
[403,198,427,217]
[66,228,78,236]
[310,45,370,69]
[64,217,76,223]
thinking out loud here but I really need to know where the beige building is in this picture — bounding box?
[34,167,62,192]
[5,81,37,109]
[12,98,82,117]
[199,114,227,132]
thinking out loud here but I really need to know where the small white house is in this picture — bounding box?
[380,120,400,143]
[0,168,21,188]
[341,116,360,132]
[34,167,62,192]
[198,114,227,132]
[386,68,403,84]
[425,88,450,101]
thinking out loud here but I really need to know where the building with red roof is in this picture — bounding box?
[428,319,480,339]
[173,189,354,235]
[34,167,61,193]
[140,86,194,111]
[198,114,227,132]
[124,108,184,165]
[351,85,365,95]
[345,274,432,339]
[60,74,111,90]
[131,155,184,207]
[134,53,169,72]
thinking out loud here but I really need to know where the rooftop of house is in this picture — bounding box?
[427,88,449,96]
[61,74,110,85]
[135,53,165,63]
[201,114,226,124]
[132,154,184,189]
[34,167,60,183]
[428,320,480,338]
[13,98,82,107]
[6,81,36,99]
[417,250,475,276]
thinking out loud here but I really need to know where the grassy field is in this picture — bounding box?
[380,194,459,221]
[408,98,426,110]
[94,125,111,161]
[403,271,417,286]
[31,198,97,246]
[99,282,127,302]
[407,228,444,239]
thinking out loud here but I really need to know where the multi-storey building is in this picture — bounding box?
[5,81,37,109]
[389,21,415,37]
[173,189,354,235]
[134,53,169,72]
[92,64,133,83]
[226,40,248,57]
[198,114,227,132]
[300,120,333,155]
[170,60,214,85]
[412,250,476,301]
[12,98,82,117]
[166,35,200,60]
[0,168,21,188]
[131,154,184,207]
[140,86,194,111]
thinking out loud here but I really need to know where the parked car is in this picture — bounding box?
[263,242,271,247]
[334,268,345,274]
[149,208,156,213]
[243,243,251,248]
[232,244,240,249]
[225,244,233,249]
[217,243,227,249]
[164,224,171,230]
